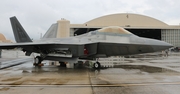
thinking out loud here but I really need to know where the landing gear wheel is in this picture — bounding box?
[34,56,43,66]
[59,62,66,67]
[93,62,101,69]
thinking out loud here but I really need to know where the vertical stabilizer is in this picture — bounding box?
[10,16,32,43]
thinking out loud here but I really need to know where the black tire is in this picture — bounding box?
[93,62,101,69]
[59,62,66,67]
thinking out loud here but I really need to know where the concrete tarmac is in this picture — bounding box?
[1,51,180,94]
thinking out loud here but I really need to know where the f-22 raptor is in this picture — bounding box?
[0,16,172,68]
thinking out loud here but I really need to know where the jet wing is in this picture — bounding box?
[0,41,98,57]
[0,42,58,49]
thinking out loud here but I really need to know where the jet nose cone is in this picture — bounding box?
[161,41,173,49]
[164,42,173,48]
[146,38,173,51]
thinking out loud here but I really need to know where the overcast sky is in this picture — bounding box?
[0,0,180,41]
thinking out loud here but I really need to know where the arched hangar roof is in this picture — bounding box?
[0,33,12,43]
[0,33,6,40]
[85,13,168,27]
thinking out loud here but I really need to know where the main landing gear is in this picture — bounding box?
[33,56,44,66]
[59,62,66,67]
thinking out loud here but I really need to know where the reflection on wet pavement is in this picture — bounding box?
[114,65,177,73]
[1,53,180,94]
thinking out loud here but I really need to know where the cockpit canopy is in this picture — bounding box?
[97,26,132,34]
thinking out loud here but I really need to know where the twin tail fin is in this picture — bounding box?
[10,16,32,43]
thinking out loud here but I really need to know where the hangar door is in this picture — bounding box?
[162,29,180,47]
[73,28,162,40]
[126,29,161,40]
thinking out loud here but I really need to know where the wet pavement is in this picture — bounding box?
[1,51,180,94]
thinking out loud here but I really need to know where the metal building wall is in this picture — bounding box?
[70,28,75,36]
[161,29,180,47]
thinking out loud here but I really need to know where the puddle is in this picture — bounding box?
[113,65,177,73]
[2,77,22,81]
[168,66,180,68]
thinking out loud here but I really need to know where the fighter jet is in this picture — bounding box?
[0,16,172,69]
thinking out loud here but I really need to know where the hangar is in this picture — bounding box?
[0,33,12,43]
[44,13,180,47]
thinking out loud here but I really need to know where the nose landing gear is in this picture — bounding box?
[33,56,44,66]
